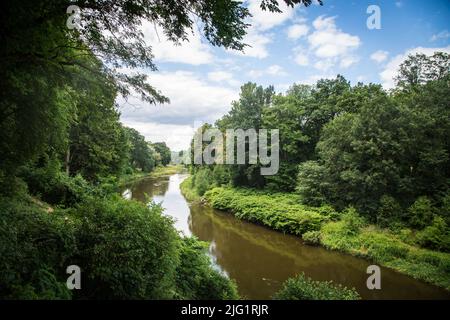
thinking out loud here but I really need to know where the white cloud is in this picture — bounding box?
[297,74,335,85]
[248,0,295,31]
[248,64,287,78]
[380,46,450,88]
[232,0,297,59]
[430,30,450,42]
[307,16,361,70]
[295,54,309,66]
[357,75,367,82]
[314,59,334,71]
[308,16,360,59]
[207,71,240,87]
[208,71,233,82]
[395,1,403,8]
[370,50,389,63]
[119,70,237,130]
[121,121,196,151]
[267,64,287,76]
[339,56,359,68]
[292,46,309,66]
[287,24,309,40]
[141,21,213,65]
[237,27,272,58]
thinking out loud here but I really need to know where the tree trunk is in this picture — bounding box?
[65,146,70,176]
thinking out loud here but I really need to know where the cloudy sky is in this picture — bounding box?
[118,0,450,151]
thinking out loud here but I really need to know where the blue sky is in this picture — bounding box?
[118,0,450,151]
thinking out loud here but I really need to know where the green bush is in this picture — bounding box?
[440,192,450,225]
[0,196,75,299]
[20,160,92,207]
[175,237,239,299]
[274,274,360,300]
[194,168,214,196]
[180,176,201,202]
[212,165,230,186]
[69,196,180,299]
[408,196,435,229]
[377,195,402,228]
[296,161,329,206]
[341,207,365,236]
[416,216,450,252]
[205,187,328,235]
[0,189,241,300]
[302,231,321,245]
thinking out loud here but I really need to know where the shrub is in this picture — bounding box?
[174,237,239,299]
[273,274,360,300]
[0,196,75,299]
[69,196,180,299]
[408,196,435,229]
[194,168,214,196]
[341,207,365,236]
[21,160,92,207]
[397,228,416,245]
[440,192,450,225]
[377,195,402,228]
[205,187,328,235]
[302,231,321,245]
[296,161,329,206]
[0,190,241,300]
[416,216,450,252]
[212,165,230,186]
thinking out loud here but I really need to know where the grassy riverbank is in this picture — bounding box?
[180,178,450,291]
[120,165,184,185]
[180,176,203,202]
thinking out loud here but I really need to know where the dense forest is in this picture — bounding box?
[1,0,449,301]
[185,52,450,293]
[1,0,322,299]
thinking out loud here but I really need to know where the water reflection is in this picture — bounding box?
[123,174,450,300]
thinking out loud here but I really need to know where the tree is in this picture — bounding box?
[67,57,129,180]
[152,142,171,166]
[395,52,450,89]
[124,127,156,173]
[1,0,320,184]
[216,83,275,188]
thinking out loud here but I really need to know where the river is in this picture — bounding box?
[122,173,450,300]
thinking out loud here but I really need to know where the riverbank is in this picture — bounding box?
[119,165,184,185]
[180,177,450,291]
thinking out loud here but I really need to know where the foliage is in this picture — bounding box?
[395,52,450,88]
[19,157,92,207]
[180,176,202,203]
[68,196,179,299]
[376,195,403,228]
[174,237,239,300]
[193,168,215,196]
[274,274,360,300]
[296,161,329,206]
[0,188,239,300]
[408,196,435,230]
[320,221,450,290]
[152,142,172,166]
[205,187,330,235]
[339,207,366,236]
[124,127,156,172]
[416,216,450,252]
[0,196,76,299]
[67,61,130,180]
[302,231,321,246]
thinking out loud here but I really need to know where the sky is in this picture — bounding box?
[118,0,450,151]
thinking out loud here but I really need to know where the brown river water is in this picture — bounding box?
[122,173,450,300]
